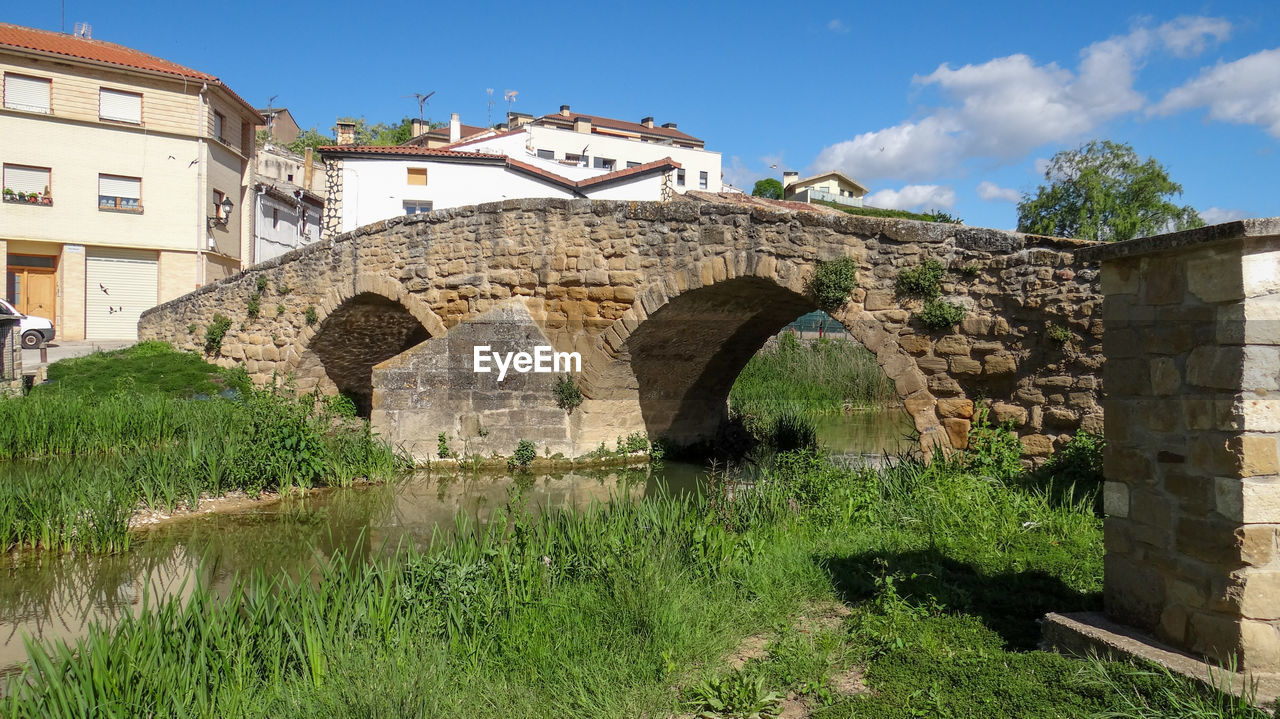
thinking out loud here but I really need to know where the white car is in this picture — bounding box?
[0,298,55,349]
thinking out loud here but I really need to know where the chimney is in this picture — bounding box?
[335,120,356,145]
[449,113,461,142]
[559,104,571,117]
[782,171,799,188]
[410,118,430,138]
[641,117,654,128]
[303,147,315,190]
[661,122,678,130]
[573,116,592,134]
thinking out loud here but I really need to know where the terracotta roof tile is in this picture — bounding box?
[0,23,260,120]
[576,158,682,188]
[535,112,702,144]
[317,145,505,159]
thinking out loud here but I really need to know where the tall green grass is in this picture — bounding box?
[729,335,897,432]
[0,345,408,552]
[3,439,1257,717]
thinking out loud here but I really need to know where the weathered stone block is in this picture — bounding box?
[1104,481,1130,518]
[983,353,1017,376]
[937,398,974,419]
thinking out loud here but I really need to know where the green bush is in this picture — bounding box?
[917,299,965,331]
[806,257,859,312]
[437,432,451,459]
[964,406,1025,480]
[304,306,318,325]
[256,275,268,293]
[552,375,583,413]
[895,259,945,299]
[1047,324,1073,344]
[507,439,537,470]
[204,314,232,355]
[247,293,261,319]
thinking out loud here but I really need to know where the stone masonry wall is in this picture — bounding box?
[1085,219,1280,670]
[139,197,1105,462]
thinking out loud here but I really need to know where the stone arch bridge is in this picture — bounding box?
[140,197,1104,462]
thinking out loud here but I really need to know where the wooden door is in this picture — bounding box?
[5,254,58,320]
[24,271,55,319]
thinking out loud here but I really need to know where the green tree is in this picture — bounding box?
[285,127,334,155]
[752,178,784,199]
[1016,140,1203,242]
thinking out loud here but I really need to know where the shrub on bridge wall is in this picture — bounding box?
[553,375,583,413]
[917,299,965,331]
[507,439,537,471]
[806,257,859,312]
[203,314,232,356]
[304,306,318,326]
[895,258,946,299]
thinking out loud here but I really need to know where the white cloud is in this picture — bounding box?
[976,181,1020,202]
[827,19,849,34]
[1151,48,1280,137]
[811,16,1231,183]
[1200,206,1254,225]
[866,184,956,211]
[1157,16,1231,58]
[721,156,759,191]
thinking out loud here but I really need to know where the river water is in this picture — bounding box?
[0,407,915,674]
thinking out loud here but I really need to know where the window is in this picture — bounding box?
[403,200,432,215]
[3,164,52,205]
[676,169,685,187]
[213,111,225,142]
[407,167,428,185]
[286,173,294,182]
[593,157,615,171]
[271,207,279,228]
[99,88,142,124]
[3,73,51,113]
[564,153,586,166]
[699,171,708,189]
[536,149,554,160]
[626,161,641,168]
[98,174,142,211]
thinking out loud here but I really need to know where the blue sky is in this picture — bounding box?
[7,1,1277,229]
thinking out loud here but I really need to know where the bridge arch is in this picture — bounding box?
[286,273,445,415]
[593,254,949,455]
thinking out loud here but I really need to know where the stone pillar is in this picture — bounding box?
[1084,219,1280,670]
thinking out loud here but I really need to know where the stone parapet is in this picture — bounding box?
[1090,223,1280,670]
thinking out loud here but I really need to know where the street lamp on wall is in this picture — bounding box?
[207,196,234,229]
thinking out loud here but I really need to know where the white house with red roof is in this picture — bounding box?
[318,105,719,234]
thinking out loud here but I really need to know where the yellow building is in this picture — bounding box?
[782,170,869,209]
[0,23,261,340]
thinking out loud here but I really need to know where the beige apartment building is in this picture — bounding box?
[0,23,261,340]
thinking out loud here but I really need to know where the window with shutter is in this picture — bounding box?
[98,174,142,211]
[99,88,142,124]
[407,168,427,185]
[4,74,51,113]
[3,165,52,205]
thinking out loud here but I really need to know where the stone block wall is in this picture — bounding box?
[1083,219,1280,670]
[139,197,1106,462]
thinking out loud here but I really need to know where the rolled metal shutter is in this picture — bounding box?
[85,248,158,340]
[99,89,141,123]
[4,74,50,113]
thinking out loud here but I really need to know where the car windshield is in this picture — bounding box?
[0,300,19,317]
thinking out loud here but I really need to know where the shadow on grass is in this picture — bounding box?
[821,548,1102,650]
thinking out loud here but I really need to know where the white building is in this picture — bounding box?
[253,180,322,263]
[319,105,720,234]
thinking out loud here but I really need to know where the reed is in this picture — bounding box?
[729,335,897,431]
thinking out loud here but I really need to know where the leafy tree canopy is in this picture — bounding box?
[1016,140,1203,242]
[752,178,784,200]
[284,116,444,155]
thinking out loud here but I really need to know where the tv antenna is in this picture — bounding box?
[504,89,518,115]
[401,91,435,120]
[267,94,278,109]
[486,88,495,126]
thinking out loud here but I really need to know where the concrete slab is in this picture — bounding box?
[1042,611,1280,708]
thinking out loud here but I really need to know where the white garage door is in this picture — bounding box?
[86,248,158,340]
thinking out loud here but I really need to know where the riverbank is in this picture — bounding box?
[2,430,1262,717]
[0,342,408,553]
